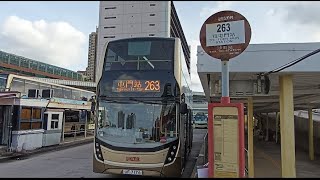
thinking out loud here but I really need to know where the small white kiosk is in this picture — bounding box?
[42,109,63,147]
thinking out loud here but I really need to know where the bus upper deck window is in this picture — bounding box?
[128,41,151,56]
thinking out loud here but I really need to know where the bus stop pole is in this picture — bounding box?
[221,60,230,103]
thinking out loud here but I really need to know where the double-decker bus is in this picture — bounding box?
[93,37,193,177]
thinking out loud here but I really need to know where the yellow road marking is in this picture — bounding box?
[255,146,281,170]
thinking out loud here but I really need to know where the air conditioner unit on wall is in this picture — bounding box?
[28,89,40,98]
[42,89,54,99]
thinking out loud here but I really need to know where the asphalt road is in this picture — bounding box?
[0,128,207,178]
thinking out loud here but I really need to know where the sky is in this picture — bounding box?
[1,1,320,92]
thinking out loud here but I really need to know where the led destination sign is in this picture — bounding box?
[112,80,161,92]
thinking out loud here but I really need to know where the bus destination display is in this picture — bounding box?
[112,80,161,92]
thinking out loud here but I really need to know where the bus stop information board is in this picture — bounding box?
[208,103,245,178]
[213,108,239,177]
[199,10,251,60]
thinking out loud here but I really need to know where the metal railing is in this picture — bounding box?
[62,123,94,142]
[203,132,208,164]
[244,148,249,177]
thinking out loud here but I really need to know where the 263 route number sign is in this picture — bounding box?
[200,10,251,60]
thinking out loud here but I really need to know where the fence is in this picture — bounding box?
[244,148,249,177]
[62,121,95,143]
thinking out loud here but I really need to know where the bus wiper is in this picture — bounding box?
[129,97,162,105]
[129,97,178,105]
[142,56,154,69]
[99,96,132,103]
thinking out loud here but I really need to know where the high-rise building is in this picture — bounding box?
[118,111,125,129]
[86,27,98,82]
[96,1,190,82]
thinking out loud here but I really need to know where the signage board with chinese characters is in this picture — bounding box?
[213,113,239,177]
[208,103,245,178]
[200,10,251,60]
[112,80,161,92]
[206,20,245,46]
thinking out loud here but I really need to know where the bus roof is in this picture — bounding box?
[106,37,177,43]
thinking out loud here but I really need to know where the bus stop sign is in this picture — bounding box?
[199,10,251,60]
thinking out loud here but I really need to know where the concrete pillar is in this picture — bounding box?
[266,113,269,141]
[279,74,296,177]
[308,106,314,160]
[275,112,280,144]
[247,97,254,178]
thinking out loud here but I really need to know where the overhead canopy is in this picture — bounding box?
[197,42,320,113]
[0,92,19,99]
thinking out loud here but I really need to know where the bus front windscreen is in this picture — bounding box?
[193,112,208,122]
[98,38,177,98]
[104,38,174,71]
[96,99,178,148]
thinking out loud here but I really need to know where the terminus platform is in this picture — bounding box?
[197,42,320,177]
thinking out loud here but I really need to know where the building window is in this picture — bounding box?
[150,4,156,6]
[105,16,116,19]
[63,88,72,99]
[51,114,59,129]
[33,108,41,119]
[9,56,19,66]
[104,36,115,39]
[20,107,42,130]
[150,14,155,16]
[11,78,25,94]
[104,26,116,29]
[104,7,116,10]
[149,34,155,36]
[149,24,155,26]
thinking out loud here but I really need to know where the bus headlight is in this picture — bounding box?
[164,140,179,165]
[95,138,104,161]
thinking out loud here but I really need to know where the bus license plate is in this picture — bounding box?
[122,169,143,175]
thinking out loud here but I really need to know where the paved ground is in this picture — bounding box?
[0,143,110,178]
[0,129,207,178]
[182,128,207,178]
[254,138,320,178]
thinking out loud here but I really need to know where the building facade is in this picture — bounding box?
[86,28,98,82]
[0,74,95,152]
[96,1,190,82]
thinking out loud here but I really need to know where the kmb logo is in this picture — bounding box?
[126,157,140,161]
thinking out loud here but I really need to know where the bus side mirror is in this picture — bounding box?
[180,103,188,114]
[90,96,96,113]
[91,101,96,113]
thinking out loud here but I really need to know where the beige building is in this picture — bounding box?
[86,27,98,82]
[96,1,190,82]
